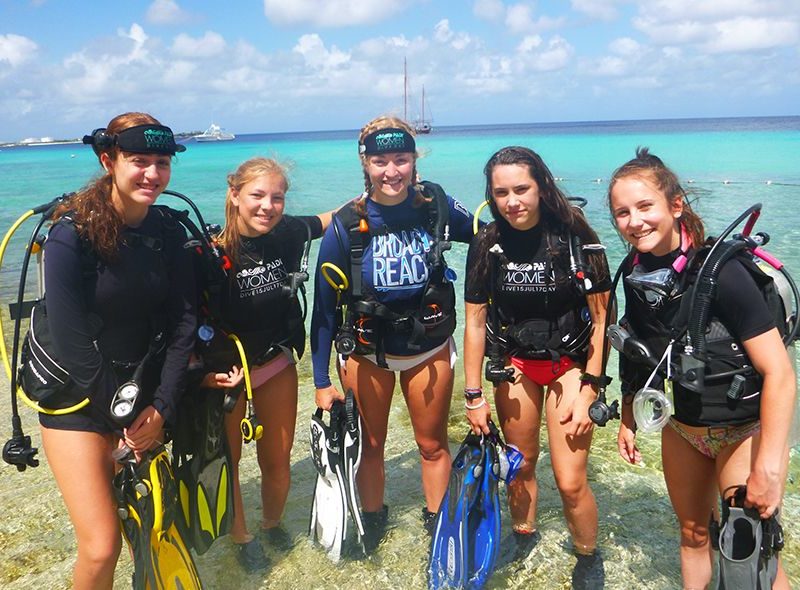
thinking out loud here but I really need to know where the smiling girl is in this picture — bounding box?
[206,157,332,571]
[608,148,793,589]
[40,112,195,588]
[310,116,476,551]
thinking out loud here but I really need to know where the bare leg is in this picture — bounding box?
[400,343,454,512]
[494,369,544,531]
[662,424,717,589]
[41,427,121,590]
[253,363,298,527]
[339,354,396,512]
[224,389,251,543]
[545,367,598,553]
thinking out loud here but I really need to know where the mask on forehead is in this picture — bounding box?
[82,124,186,156]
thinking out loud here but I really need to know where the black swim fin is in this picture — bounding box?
[173,386,234,555]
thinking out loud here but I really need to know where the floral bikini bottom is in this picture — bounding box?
[667,418,761,459]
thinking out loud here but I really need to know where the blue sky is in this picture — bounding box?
[1,0,799,141]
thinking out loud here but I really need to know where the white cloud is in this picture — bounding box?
[146,0,190,25]
[703,17,799,53]
[0,34,38,67]
[517,35,573,71]
[473,0,505,21]
[263,0,408,27]
[637,0,797,23]
[609,37,641,56]
[433,19,474,50]
[633,1,800,53]
[171,32,227,58]
[570,0,620,21]
[505,3,564,34]
[293,34,350,69]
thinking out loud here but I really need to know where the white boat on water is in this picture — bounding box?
[194,123,235,142]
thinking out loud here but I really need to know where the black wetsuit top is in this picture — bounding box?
[219,215,323,360]
[623,249,775,426]
[465,222,611,360]
[40,208,196,432]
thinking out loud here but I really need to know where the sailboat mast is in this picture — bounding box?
[403,58,408,121]
[421,85,425,122]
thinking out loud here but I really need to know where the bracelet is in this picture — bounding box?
[580,372,612,387]
[465,398,487,411]
[464,387,483,401]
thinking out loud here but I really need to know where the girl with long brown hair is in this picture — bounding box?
[40,112,195,588]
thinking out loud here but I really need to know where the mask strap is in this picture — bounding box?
[671,224,691,273]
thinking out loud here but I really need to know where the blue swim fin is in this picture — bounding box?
[428,434,485,590]
[466,438,501,589]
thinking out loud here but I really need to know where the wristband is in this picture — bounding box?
[580,372,611,387]
[464,387,483,401]
[465,398,487,411]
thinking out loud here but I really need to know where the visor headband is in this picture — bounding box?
[82,124,186,155]
[358,128,416,156]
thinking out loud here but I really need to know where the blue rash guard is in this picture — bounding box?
[310,189,475,389]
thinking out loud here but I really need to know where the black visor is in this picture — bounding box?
[82,124,186,155]
[358,127,416,156]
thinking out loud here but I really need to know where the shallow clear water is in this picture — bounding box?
[0,117,798,588]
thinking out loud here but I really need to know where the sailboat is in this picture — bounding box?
[404,59,432,134]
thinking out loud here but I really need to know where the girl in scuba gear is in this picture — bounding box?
[310,116,477,550]
[463,146,611,580]
[38,112,196,588]
[609,147,794,590]
[206,157,333,571]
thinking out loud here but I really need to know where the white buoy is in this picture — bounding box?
[766,180,773,185]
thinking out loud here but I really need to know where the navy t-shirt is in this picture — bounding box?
[311,190,475,388]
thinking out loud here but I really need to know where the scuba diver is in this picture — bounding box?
[461,146,611,588]
[608,148,795,589]
[310,116,476,555]
[199,157,333,572]
[5,113,197,588]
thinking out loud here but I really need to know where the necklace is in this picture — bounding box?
[241,240,263,266]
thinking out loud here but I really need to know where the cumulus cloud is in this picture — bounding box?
[171,31,226,58]
[434,19,473,50]
[473,0,505,21]
[517,35,573,71]
[570,0,620,21]
[293,34,350,69]
[146,0,190,25]
[505,3,565,34]
[703,17,799,53]
[0,34,38,67]
[633,1,800,52]
[609,37,641,56]
[263,0,409,27]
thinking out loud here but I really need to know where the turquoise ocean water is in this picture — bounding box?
[1,117,799,588]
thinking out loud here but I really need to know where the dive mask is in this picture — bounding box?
[625,224,691,298]
[625,266,679,298]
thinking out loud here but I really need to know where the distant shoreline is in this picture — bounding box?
[1,115,798,148]
[0,132,200,149]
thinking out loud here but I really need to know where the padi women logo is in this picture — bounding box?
[503,261,555,293]
[143,128,172,150]
[236,259,287,297]
[375,131,407,151]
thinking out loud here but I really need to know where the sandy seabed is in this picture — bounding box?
[0,351,798,590]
